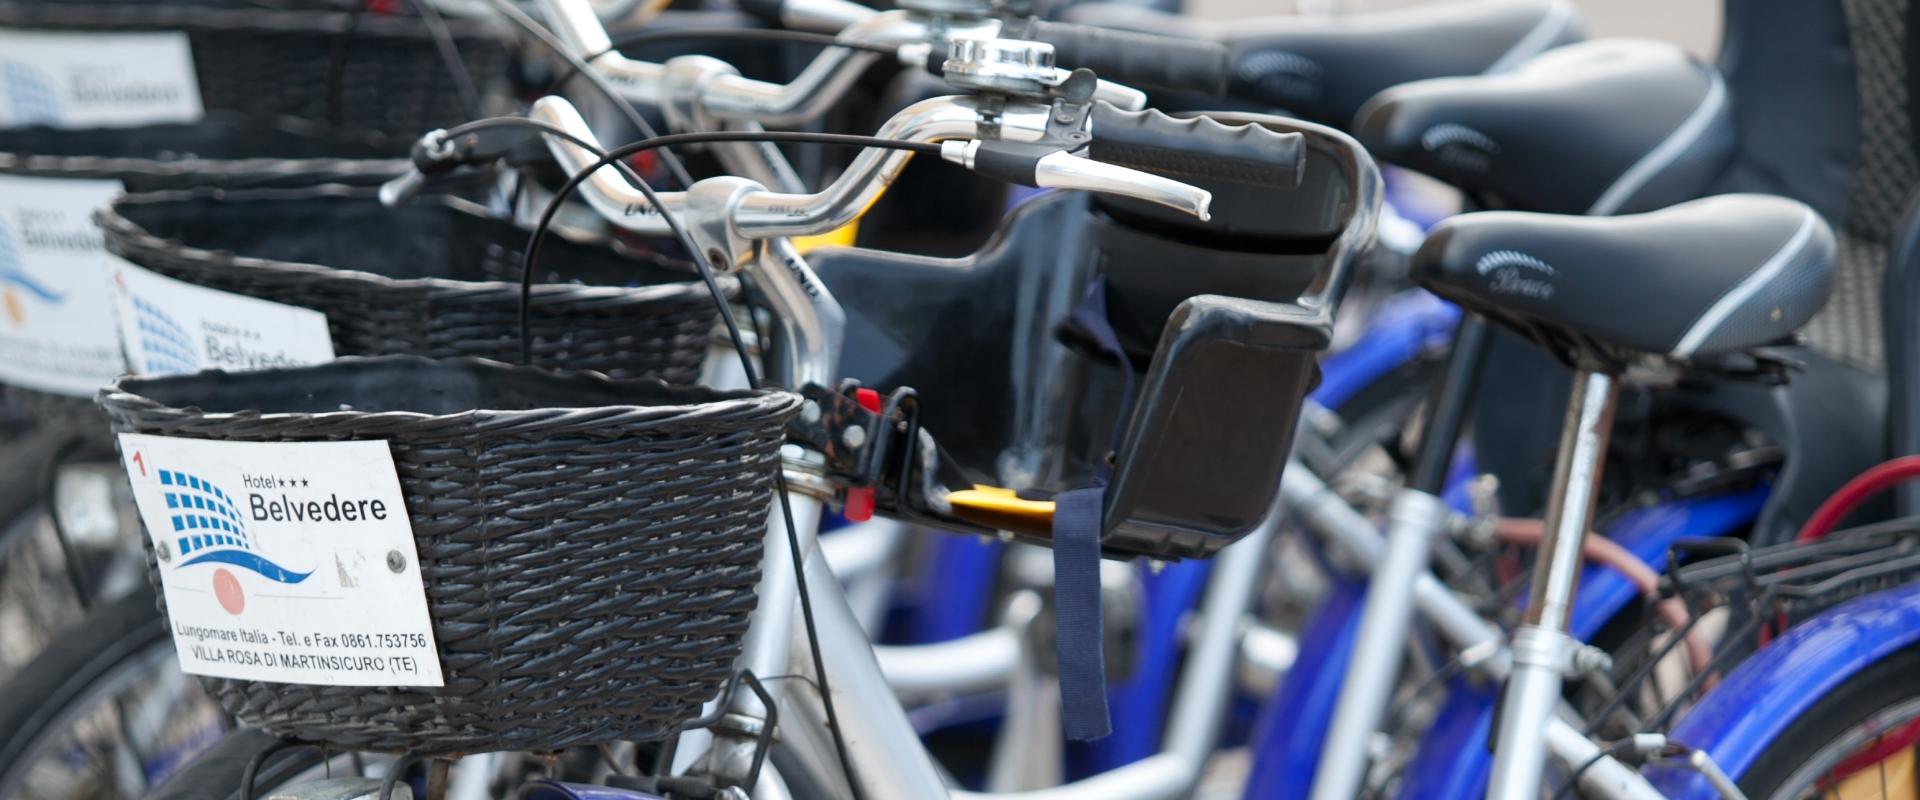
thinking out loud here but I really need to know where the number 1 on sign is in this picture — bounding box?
[131,451,146,477]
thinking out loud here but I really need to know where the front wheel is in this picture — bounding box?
[0,584,226,799]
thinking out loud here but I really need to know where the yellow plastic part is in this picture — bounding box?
[947,485,1055,538]
[790,220,860,254]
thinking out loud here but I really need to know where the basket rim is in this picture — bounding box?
[0,112,408,180]
[100,184,735,305]
[98,355,803,427]
[0,1,508,39]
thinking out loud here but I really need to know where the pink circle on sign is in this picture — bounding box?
[213,568,245,615]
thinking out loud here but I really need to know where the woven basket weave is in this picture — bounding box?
[0,0,509,140]
[0,117,395,456]
[0,114,408,191]
[100,355,803,753]
[100,185,727,385]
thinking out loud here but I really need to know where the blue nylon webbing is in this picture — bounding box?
[1050,278,1136,742]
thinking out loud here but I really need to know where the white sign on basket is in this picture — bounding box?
[0,174,126,396]
[0,30,204,128]
[109,256,336,376]
[120,434,445,687]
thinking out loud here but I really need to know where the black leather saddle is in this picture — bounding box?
[1060,0,1581,124]
[1354,39,1734,215]
[1413,194,1835,365]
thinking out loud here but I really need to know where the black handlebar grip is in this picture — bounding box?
[1010,19,1230,95]
[1087,102,1306,188]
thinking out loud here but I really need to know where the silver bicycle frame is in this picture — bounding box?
[703,484,1282,799]
[533,90,1669,799]
[1488,370,1619,800]
[1280,407,1662,799]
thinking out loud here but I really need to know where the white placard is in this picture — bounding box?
[109,256,335,376]
[0,30,204,128]
[120,434,445,687]
[0,173,126,395]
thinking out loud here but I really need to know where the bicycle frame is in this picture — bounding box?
[904,289,1459,774]
[697,484,1278,799]
[1253,462,1667,799]
[660,164,1295,798]
[1242,485,1769,799]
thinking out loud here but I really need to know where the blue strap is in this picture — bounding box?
[1052,484,1111,741]
[1049,278,1135,742]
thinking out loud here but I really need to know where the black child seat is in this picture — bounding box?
[1414,194,1836,366]
[1353,39,1733,215]
[1060,0,1581,125]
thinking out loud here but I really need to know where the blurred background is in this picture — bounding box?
[1197,0,1721,57]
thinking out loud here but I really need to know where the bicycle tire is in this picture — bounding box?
[1734,642,1920,797]
[0,583,229,799]
[145,728,330,800]
[1319,352,1446,476]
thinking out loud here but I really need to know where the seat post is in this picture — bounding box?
[1486,368,1619,800]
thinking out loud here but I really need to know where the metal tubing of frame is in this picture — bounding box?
[1544,718,1668,800]
[950,496,1281,800]
[693,475,828,786]
[1487,370,1618,800]
[779,532,955,798]
[1281,467,1507,665]
[875,627,1019,700]
[1281,461,1664,799]
[1407,315,1488,494]
[986,591,1061,791]
[737,484,825,705]
[823,517,910,634]
[1310,489,1450,800]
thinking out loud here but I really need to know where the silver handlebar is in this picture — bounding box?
[543,0,992,126]
[538,0,1144,130]
[530,93,986,239]
[527,93,1210,242]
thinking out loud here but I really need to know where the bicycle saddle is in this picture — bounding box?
[1354,39,1733,216]
[1413,194,1835,364]
[1059,0,1580,124]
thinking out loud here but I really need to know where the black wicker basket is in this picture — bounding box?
[0,0,509,140]
[100,185,728,384]
[0,113,410,192]
[99,355,803,753]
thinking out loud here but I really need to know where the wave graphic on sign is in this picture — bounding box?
[160,468,312,584]
[132,296,200,374]
[2,61,61,125]
[0,223,67,302]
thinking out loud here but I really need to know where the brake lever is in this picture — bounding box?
[938,139,1211,221]
[379,125,552,207]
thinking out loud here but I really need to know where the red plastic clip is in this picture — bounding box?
[843,389,884,522]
